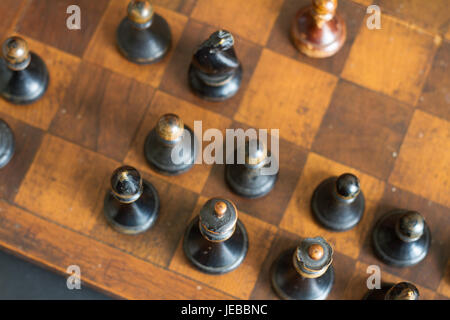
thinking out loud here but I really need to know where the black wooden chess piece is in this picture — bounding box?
[0,119,14,169]
[188,30,242,101]
[372,210,431,267]
[291,0,346,58]
[104,165,159,234]
[0,36,49,104]
[144,113,197,175]
[183,198,248,274]
[271,236,334,300]
[117,0,171,64]
[311,173,365,231]
[225,138,278,198]
[363,282,420,300]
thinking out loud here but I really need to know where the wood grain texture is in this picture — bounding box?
[50,61,154,161]
[389,110,450,208]
[84,2,188,89]
[17,0,109,57]
[342,14,438,105]
[0,36,80,130]
[0,200,232,299]
[235,49,338,149]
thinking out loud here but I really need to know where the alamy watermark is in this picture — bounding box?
[366,5,381,30]
[66,265,81,290]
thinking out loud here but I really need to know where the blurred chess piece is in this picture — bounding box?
[291,0,346,58]
[311,173,365,231]
[117,0,171,64]
[144,113,197,175]
[0,36,49,104]
[225,138,278,198]
[372,210,431,267]
[104,166,159,234]
[271,236,334,300]
[183,198,248,274]
[364,282,420,300]
[189,30,242,101]
[0,119,14,169]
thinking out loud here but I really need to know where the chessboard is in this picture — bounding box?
[0,0,449,300]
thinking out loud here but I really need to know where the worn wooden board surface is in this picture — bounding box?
[0,0,449,299]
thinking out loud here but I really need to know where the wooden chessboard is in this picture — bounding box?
[0,0,449,300]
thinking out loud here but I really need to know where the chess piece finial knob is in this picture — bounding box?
[245,138,267,166]
[104,165,159,234]
[335,173,360,200]
[110,165,143,203]
[372,209,430,267]
[2,36,30,70]
[127,0,154,25]
[291,0,346,58]
[396,211,425,242]
[294,237,333,278]
[308,243,324,261]
[189,30,243,101]
[184,198,248,274]
[156,113,184,142]
[385,282,419,300]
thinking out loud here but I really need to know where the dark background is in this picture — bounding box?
[0,250,111,299]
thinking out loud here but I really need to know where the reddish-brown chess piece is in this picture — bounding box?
[291,0,346,58]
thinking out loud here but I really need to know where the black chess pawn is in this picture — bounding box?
[183,198,248,274]
[104,165,159,234]
[372,210,431,267]
[225,138,278,198]
[311,173,365,231]
[144,113,197,175]
[291,0,346,58]
[364,282,420,300]
[188,30,242,101]
[117,0,171,64]
[0,119,15,169]
[271,236,334,300]
[0,36,49,104]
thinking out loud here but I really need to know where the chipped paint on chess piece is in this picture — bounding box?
[144,113,197,175]
[117,0,171,64]
[225,138,278,198]
[364,281,420,300]
[291,0,346,58]
[372,210,431,267]
[311,173,365,231]
[188,30,242,101]
[0,36,49,104]
[0,119,14,169]
[183,198,248,274]
[104,165,159,234]
[271,237,334,300]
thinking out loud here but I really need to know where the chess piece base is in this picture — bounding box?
[188,64,242,101]
[291,7,346,58]
[183,216,248,274]
[104,180,159,234]
[117,14,171,64]
[372,209,431,267]
[0,53,49,104]
[311,177,364,231]
[144,125,196,175]
[225,164,278,198]
[0,120,15,168]
[271,249,334,300]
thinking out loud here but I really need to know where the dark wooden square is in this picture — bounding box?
[0,113,44,202]
[17,0,109,57]
[359,184,450,292]
[266,0,365,76]
[50,61,154,162]
[418,41,450,121]
[160,19,263,118]
[312,80,413,180]
[201,122,307,226]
